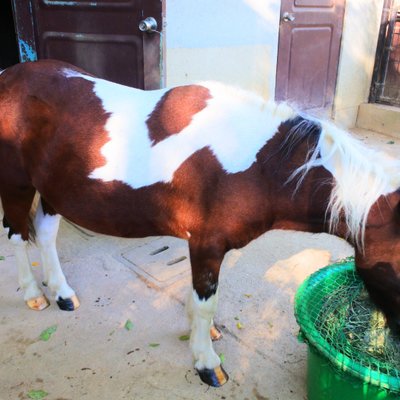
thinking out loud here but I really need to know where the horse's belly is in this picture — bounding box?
[39,178,187,240]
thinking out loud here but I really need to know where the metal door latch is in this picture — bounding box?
[282,12,295,22]
[139,17,158,33]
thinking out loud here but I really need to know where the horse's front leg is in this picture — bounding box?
[188,239,229,387]
[34,200,80,311]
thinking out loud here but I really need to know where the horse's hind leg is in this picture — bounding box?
[188,238,229,387]
[34,198,80,311]
[1,188,49,310]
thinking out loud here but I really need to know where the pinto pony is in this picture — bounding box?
[1,60,400,387]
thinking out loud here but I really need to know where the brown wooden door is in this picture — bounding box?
[276,0,346,110]
[12,0,162,89]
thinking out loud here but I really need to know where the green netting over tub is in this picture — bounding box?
[294,260,400,393]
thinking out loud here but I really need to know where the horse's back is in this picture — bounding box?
[0,61,222,238]
[0,60,295,241]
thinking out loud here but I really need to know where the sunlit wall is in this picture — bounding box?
[333,0,384,128]
[165,0,281,100]
[165,0,384,128]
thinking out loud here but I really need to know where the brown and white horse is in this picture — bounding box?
[1,59,400,387]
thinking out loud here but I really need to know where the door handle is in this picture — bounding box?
[282,12,295,22]
[139,17,158,33]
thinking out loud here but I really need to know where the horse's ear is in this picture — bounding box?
[393,191,400,208]
[391,191,400,223]
[384,191,400,208]
[368,192,400,226]
[395,194,400,218]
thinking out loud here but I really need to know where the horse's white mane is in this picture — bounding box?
[291,117,400,249]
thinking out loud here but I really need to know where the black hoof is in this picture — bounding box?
[56,295,80,311]
[196,365,229,387]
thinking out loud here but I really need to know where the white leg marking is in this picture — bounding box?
[34,203,75,300]
[187,289,218,340]
[190,290,221,370]
[9,233,43,301]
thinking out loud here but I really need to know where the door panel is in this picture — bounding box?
[276,0,345,110]
[288,27,332,108]
[42,33,143,88]
[12,0,161,89]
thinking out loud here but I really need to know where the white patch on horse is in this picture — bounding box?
[291,118,400,248]
[63,69,296,188]
[190,290,221,370]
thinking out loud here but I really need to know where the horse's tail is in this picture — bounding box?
[0,186,37,244]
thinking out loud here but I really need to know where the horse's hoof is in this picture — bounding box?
[210,325,223,341]
[56,295,80,311]
[26,295,50,311]
[196,365,229,387]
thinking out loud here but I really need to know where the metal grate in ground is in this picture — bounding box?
[115,237,191,288]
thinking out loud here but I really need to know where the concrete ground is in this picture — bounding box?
[0,129,400,400]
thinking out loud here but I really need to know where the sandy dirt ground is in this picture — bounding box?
[0,128,399,400]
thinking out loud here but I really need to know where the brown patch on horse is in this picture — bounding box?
[0,60,111,238]
[146,85,211,145]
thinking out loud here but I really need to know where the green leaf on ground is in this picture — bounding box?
[39,325,57,341]
[179,334,190,341]
[0,256,5,261]
[236,322,244,330]
[27,390,48,399]
[387,140,395,144]
[149,343,160,348]
[219,353,225,364]
[124,319,134,331]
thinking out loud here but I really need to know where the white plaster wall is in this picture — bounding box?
[165,0,281,99]
[333,0,384,128]
[165,0,383,129]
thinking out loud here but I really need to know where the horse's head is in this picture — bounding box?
[356,191,400,333]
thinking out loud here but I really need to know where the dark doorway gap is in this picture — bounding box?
[0,0,19,69]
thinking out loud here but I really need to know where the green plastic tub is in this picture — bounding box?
[295,261,400,400]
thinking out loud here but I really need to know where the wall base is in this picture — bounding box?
[356,103,400,137]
